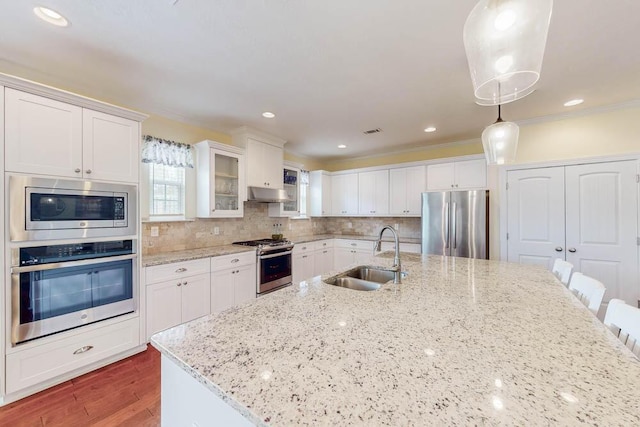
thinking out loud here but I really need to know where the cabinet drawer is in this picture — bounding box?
[334,239,375,251]
[293,242,315,255]
[313,239,334,250]
[211,251,255,271]
[6,318,139,394]
[380,241,422,254]
[146,258,210,285]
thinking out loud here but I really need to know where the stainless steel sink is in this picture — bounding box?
[324,266,408,291]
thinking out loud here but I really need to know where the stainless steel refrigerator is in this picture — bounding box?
[421,190,489,259]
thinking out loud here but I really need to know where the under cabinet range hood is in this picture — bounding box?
[247,186,291,203]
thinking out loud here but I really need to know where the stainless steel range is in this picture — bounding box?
[233,239,293,295]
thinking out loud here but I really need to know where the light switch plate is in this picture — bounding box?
[150,226,159,237]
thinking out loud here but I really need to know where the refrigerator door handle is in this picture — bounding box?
[451,202,457,250]
[444,202,450,249]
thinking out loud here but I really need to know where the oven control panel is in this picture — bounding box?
[19,240,134,265]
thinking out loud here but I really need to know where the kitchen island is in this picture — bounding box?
[151,253,640,426]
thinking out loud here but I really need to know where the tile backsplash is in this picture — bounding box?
[142,202,421,255]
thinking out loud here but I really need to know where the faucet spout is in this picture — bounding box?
[375,225,402,284]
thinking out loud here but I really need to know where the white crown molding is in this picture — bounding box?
[515,99,640,127]
[0,72,148,122]
[230,126,287,147]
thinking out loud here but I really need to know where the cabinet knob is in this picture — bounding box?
[85,169,92,174]
[177,282,182,287]
[555,247,563,252]
[231,258,239,263]
[175,267,187,273]
[568,248,577,253]
[74,168,81,173]
[73,345,93,355]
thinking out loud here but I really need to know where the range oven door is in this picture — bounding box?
[11,254,136,345]
[258,249,293,294]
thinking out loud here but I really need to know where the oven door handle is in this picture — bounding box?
[259,250,293,260]
[11,254,137,274]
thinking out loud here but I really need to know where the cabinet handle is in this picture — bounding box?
[555,247,563,252]
[323,250,328,254]
[183,281,188,286]
[231,258,239,263]
[73,345,93,355]
[177,282,182,287]
[175,267,187,273]
[351,243,357,246]
[85,169,92,174]
[74,168,81,173]
[568,248,577,253]
[212,209,216,212]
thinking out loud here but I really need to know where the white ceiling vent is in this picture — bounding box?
[363,128,382,135]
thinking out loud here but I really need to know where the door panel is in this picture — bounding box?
[450,190,488,259]
[565,161,638,304]
[421,192,449,256]
[507,167,565,270]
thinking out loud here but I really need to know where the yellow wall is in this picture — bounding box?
[515,106,640,164]
[142,115,232,145]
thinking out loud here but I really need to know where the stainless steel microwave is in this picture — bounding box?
[9,175,137,241]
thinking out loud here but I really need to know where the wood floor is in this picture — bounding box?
[0,346,160,427]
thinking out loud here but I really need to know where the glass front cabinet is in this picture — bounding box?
[195,140,245,218]
[269,165,300,217]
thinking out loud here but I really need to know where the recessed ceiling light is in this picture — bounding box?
[34,6,69,27]
[424,127,437,133]
[262,111,275,118]
[563,99,584,107]
[337,144,347,149]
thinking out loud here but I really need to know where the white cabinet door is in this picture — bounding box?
[565,161,639,305]
[426,163,455,191]
[331,173,358,215]
[354,249,372,265]
[333,247,355,271]
[234,263,257,306]
[5,88,83,178]
[180,273,211,323]
[507,167,566,269]
[309,171,332,216]
[389,166,426,216]
[146,280,183,337]
[314,248,334,276]
[211,268,235,314]
[454,159,487,189]
[358,170,389,215]
[293,252,315,284]
[246,138,283,188]
[82,109,139,183]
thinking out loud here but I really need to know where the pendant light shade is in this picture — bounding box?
[463,0,553,106]
[482,105,519,165]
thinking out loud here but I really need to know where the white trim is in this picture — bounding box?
[284,160,304,170]
[497,153,640,261]
[230,126,287,147]
[514,100,640,127]
[0,72,148,122]
[328,154,486,175]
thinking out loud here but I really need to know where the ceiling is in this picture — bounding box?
[1,1,639,161]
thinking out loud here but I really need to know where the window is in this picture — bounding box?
[149,163,185,216]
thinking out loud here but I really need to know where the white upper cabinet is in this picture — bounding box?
[233,127,286,190]
[389,166,426,216]
[426,158,487,191]
[5,88,83,178]
[195,140,245,218]
[82,109,139,183]
[358,170,389,215]
[331,173,358,215]
[5,88,141,183]
[309,170,332,216]
[269,165,300,217]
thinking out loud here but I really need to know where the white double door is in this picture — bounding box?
[507,160,639,305]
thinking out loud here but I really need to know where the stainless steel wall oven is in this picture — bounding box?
[11,240,137,345]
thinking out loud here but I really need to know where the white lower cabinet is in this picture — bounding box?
[211,252,256,314]
[313,240,335,276]
[333,239,375,271]
[293,243,316,284]
[145,258,211,339]
[380,241,422,254]
[6,317,139,394]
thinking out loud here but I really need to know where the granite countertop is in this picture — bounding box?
[151,253,640,426]
[142,245,255,267]
[143,235,420,266]
[292,234,421,245]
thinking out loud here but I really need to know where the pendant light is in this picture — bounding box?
[482,105,519,165]
[463,0,553,105]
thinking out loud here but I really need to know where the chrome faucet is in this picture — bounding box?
[375,225,402,284]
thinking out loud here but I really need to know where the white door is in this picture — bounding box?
[426,163,454,191]
[507,167,566,269]
[454,159,487,189]
[83,109,139,183]
[234,264,256,306]
[211,269,235,314]
[146,280,183,339]
[565,161,639,305]
[262,143,284,189]
[359,170,389,215]
[5,88,83,178]
[314,248,334,276]
[331,174,358,215]
[333,247,355,271]
[405,166,426,215]
[180,273,211,323]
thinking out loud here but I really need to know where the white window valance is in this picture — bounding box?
[142,135,194,168]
